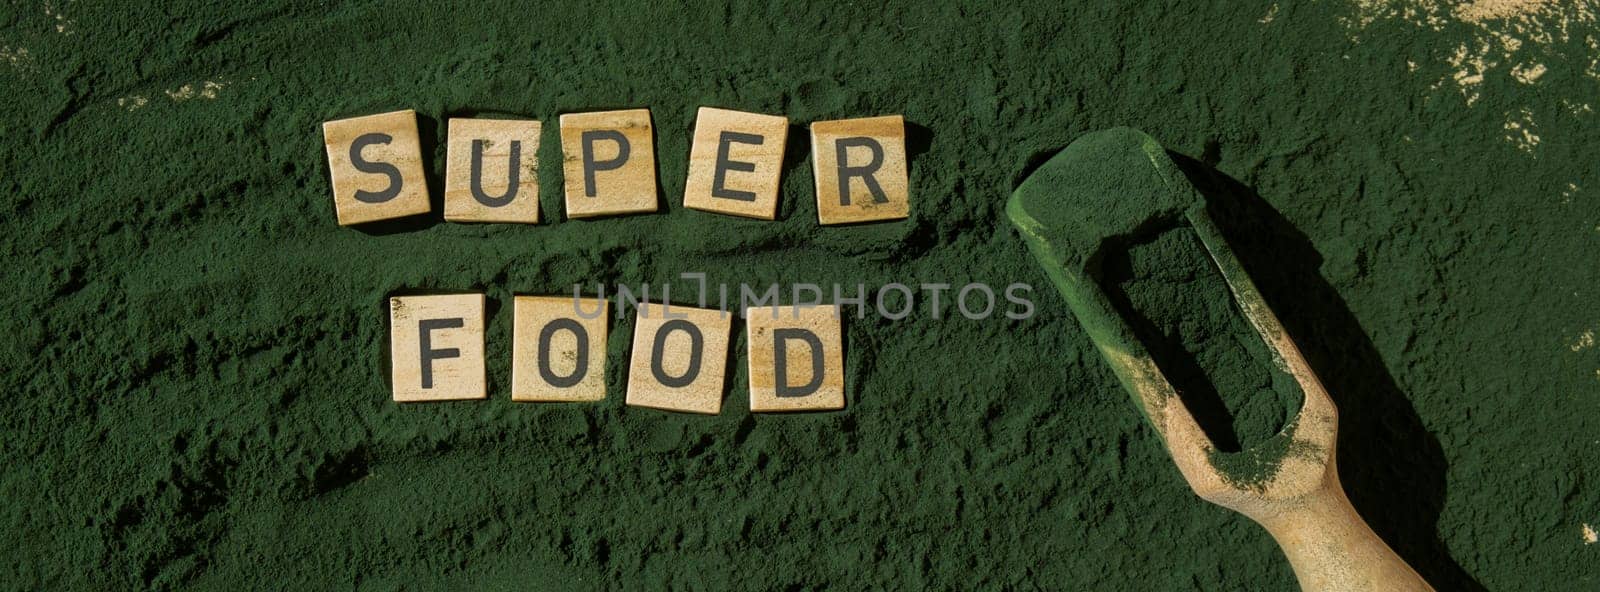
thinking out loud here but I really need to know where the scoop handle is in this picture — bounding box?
[1259,485,1435,592]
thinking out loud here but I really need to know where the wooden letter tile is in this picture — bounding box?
[511,295,609,402]
[810,115,910,225]
[445,118,541,223]
[559,109,659,219]
[625,303,732,414]
[745,305,845,412]
[682,107,789,220]
[390,294,486,402]
[323,109,432,226]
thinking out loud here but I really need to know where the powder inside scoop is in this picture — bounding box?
[1103,223,1304,454]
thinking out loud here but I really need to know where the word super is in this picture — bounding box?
[389,294,846,414]
[322,107,911,226]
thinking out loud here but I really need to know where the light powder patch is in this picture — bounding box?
[1511,62,1547,83]
[1345,0,1383,30]
[1350,1,1598,102]
[165,80,227,101]
[1571,329,1596,352]
[1585,523,1598,544]
[117,95,148,111]
[1445,40,1495,106]
[0,46,34,73]
[1455,0,1554,23]
[1562,182,1580,204]
[1455,0,1595,44]
[1502,108,1540,152]
[1260,4,1280,24]
[1343,1,1450,38]
[44,1,75,35]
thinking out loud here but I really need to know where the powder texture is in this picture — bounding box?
[1106,225,1304,455]
[1010,127,1191,271]
[1010,127,1305,476]
[0,2,1596,590]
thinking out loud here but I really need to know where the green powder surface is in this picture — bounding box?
[1008,127,1192,271]
[1205,426,1321,492]
[1106,225,1304,456]
[2,2,1597,590]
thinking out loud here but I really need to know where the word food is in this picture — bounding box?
[322,107,911,226]
[389,294,845,414]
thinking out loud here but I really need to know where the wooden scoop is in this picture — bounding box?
[1006,128,1433,592]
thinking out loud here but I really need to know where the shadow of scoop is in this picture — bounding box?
[1166,152,1486,592]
